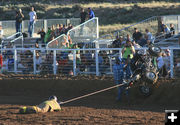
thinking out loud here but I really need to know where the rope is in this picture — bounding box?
[60,83,125,105]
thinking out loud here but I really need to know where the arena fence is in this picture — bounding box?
[0,47,179,78]
[0,18,80,37]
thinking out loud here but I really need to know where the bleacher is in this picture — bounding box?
[0,16,180,78]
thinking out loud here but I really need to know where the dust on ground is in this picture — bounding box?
[0,75,179,125]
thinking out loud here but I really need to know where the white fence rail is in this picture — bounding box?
[0,47,180,78]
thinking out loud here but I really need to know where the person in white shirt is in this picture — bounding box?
[145,29,153,43]
[157,55,164,69]
[28,7,37,37]
[157,53,168,77]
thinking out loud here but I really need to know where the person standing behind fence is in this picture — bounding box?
[122,40,135,79]
[15,9,24,36]
[28,7,37,37]
[88,8,95,19]
[80,8,87,24]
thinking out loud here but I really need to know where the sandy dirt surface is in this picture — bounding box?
[0,75,179,125]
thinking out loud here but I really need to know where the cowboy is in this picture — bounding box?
[19,95,61,114]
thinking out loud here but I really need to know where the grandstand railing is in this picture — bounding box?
[67,17,99,43]
[1,32,23,48]
[106,15,180,39]
[0,18,80,37]
[0,47,179,78]
[46,34,67,49]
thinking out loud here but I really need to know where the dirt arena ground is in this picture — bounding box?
[0,75,180,125]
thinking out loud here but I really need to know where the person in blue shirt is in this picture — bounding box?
[88,8,95,19]
[113,57,128,101]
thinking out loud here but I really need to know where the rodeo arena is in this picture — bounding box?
[0,14,180,124]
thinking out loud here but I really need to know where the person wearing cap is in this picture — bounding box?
[113,57,128,101]
[19,95,61,114]
[88,8,95,19]
[15,8,24,36]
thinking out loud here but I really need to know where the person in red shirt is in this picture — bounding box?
[0,54,3,68]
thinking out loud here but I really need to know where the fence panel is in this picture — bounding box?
[56,49,74,75]
[23,20,44,35]
[1,18,80,38]
[0,47,179,78]
[113,16,159,39]
[67,17,99,44]
[163,15,178,34]
[1,21,16,37]
[69,18,81,26]
[47,34,66,49]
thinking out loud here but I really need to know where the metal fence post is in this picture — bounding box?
[95,50,99,76]
[44,19,47,32]
[14,49,17,73]
[170,49,174,78]
[33,50,36,74]
[73,50,77,76]
[53,50,57,75]
[119,49,122,58]
[22,21,24,32]
[96,17,99,39]
[178,16,180,33]
[66,19,70,26]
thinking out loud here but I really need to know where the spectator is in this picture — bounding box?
[122,40,135,79]
[126,34,133,42]
[67,23,73,31]
[44,27,52,44]
[132,41,141,48]
[28,7,37,37]
[0,53,3,70]
[122,40,135,59]
[157,53,167,77]
[170,23,175,36]
[163,49,170,77]
[7,55,14,71]
[164,25,171,38]
[88,8,95,19]
[15,9,24,37]
[54,24,59,37]
[68,35,74,49]
[112,36,121,48]
[145,29,153,41]
[80,8,87,24]
[133,28,142,42]
[59,24,63,35]
[37,28,45,45]
[50,25,56,38]
[0,25,3,44]
[138,35,147,47]
[159,20,165,33]
[35,53,42,70]
[35,42,39,48]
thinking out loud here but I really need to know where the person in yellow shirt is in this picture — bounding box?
[122,40,135,79]
[19,95,61,114]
